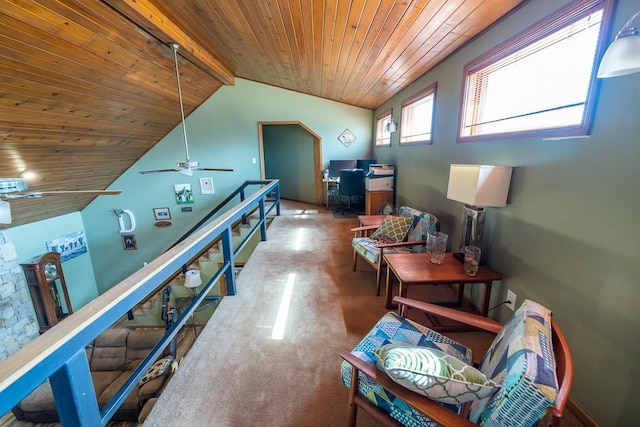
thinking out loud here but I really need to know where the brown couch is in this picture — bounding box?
[12,327,171,423]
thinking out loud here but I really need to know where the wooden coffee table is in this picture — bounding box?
[383,252,502,316]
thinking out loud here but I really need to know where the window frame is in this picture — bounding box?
[375,109,392,146]
[399,83,437,145]
[457,0,614,143]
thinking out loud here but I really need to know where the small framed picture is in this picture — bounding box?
[153,207,171,220]
[122,234,137,250]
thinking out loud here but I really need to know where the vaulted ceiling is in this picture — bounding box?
[1,0,525,227]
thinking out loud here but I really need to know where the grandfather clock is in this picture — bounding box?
[21,252,73,333]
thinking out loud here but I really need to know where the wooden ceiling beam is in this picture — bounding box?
[104,0,235,85]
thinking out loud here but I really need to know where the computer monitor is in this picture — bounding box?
[356,159,377,172]
[328,160,356,179]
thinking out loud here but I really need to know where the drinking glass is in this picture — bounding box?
[427,231,448,264]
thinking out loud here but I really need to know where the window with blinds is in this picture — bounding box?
[375,109,392,146]
[459,0,612,141]
[400,84,436,145]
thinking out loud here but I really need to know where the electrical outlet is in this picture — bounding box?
[506,290,517,311]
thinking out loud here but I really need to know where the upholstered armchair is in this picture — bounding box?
[351,206,438,295]
[340,297,573,427]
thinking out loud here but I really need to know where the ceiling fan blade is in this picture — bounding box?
[139,169,181,174]
[197,168,234,172]
[36,190,122,196]
[4,190,122,199]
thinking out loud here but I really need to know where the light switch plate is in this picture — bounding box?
[200,177,214,194]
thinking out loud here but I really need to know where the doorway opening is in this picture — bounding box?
[258,121,323,205]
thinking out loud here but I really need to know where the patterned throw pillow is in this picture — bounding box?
[374,344,499,404]
[139,355,174,385]
[369,215,413,244]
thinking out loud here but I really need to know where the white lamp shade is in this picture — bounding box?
[446,164,513,207]
[0,201,11,224]
[597,34,640,78]
[183,269,202,288]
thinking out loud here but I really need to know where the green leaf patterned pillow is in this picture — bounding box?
[374,344,499,404]
[369,215,413,244]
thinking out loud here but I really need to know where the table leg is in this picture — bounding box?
[456,283,466,307]
[480,281,493,317]
[385,263,394,309]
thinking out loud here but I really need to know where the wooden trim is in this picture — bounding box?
[104,0,235,85]
[566,397,600,427]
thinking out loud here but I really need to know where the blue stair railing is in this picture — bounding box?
[0,179,280,426]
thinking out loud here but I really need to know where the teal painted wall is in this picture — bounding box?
[372,0,640,424]
[82,78,372,293]
[8,212,99,310]
[263,124,316,203]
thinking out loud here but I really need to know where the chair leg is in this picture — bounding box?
[353,250,358,271]
[347,366,359,427]
[376,264,382,296]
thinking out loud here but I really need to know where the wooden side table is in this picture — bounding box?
[384,252,502,316]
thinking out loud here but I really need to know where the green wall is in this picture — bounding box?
[373,0,640,424]
[82,78,372,293]
[8,212,99,310]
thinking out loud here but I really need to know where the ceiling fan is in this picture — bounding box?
[139,42,233,177]
[0,178,122,225]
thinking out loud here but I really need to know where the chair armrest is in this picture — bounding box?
[394,297,503,334]
[377,239,426,249]
[351,225,379,232]
[340,351,476,427]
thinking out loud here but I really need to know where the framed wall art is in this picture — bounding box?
[153,207,171,220]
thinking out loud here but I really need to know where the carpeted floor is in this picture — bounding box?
[144,200,388,426]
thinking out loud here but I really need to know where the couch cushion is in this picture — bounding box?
[97,371,142,411]
[370,215,413,244]
[374,344,499,404]
[90,328,130,372]
[341,311,473,426]
[125,328,165,370]
[17,370,123,413]
[469,299,559,425]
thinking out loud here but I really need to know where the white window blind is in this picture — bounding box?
[375,110,392,146]
[400,85,436,144]
[460,0,609,140]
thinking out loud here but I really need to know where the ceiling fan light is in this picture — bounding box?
[0,200,12,224]
[0,178,28,194]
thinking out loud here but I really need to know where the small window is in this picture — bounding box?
[375,109,392,146]
[458,0,613,141]
[400,84,436,145]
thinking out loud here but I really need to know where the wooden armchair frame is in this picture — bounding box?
[351,224,427,295]
[340,297,574,427]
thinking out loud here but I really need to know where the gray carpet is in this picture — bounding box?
[144,201,387,427]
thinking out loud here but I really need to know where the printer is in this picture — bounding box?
[365,164,394,191]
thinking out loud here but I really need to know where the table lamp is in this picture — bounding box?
[446,164,513,261]
[183,269,202,292]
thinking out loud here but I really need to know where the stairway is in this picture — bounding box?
[121,216,265,328]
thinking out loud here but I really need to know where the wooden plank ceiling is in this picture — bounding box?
[0,0,525,227]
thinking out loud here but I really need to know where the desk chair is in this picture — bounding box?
[337,168,364,215]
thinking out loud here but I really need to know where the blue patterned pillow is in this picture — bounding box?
[469,299,559,425]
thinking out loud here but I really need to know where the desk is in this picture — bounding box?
[384,252,502,316]
[322,178,339,210]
